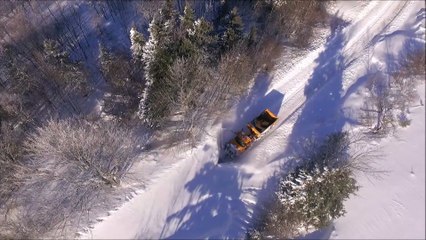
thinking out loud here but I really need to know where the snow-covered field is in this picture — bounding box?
[331,83,425,239]
[81,1,425,239]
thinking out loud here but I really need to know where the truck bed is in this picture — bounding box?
[219,109,278,163]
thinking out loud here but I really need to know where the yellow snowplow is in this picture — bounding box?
[220,109,278,163]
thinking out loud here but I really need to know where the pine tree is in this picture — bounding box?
[43,39,69,64]
[247,26,258,48]
[2,46,31,95]
[130,27,145,62]
[161,0,175,22]
[175,4,197,59]
[177,5,216,60]
[43,39,88,95]
[193,17,217,52]
[181,4,195,34]
[221,7,244,51]
[99,43,114,80]
[158,0,179,46]
[278,165,358,230]
[137,1,217,126]
[138,2,177,124]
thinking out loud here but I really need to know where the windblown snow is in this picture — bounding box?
[81,1,425,239]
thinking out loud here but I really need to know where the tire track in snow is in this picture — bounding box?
[269,1,407,130]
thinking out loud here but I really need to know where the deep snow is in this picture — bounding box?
[81,1,425,239]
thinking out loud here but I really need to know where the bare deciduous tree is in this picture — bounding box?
[259,0,329,48]
[391,48,425,115]
[212,43,255,107]
[361,46,424,132]
[25,118,142,186]
[0,124,27,209]
[362,71,395,133]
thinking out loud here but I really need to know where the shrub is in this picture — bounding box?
[25,118,142,186]
[397,112,411,127]
[248,132,360,239]
[278,166,358,230]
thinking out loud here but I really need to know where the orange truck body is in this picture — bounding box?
[223,109,278,160]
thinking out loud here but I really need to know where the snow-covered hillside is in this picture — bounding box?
[81,1,425,239]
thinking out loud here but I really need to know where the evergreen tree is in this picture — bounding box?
[99,43,114,80]
[278,165,358,229]
[247,26,258,48]
[177,4,216,60]
[217,0,232,27]
[138,1,178,125]
[43,39,88,95]
[142,0,179,73]
[181,4,195,34]
[193,17,217,53]
[43,39,69,64]
[130,27,145,62]
[138,1,217,126]
[175,4,197,59]
[2,46,31,96]
[99,43,129,89]
[157,0,179,46]
[221,7,244,51]
[138,18,158,121]
[161,0,175,22]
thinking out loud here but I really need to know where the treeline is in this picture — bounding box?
[0,0,330,238]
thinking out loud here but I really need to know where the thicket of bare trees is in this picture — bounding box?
[26,119,142,186]
[254,0,329,47]
[0,1,147,238]
[1,119,143,238]
[0,124,27,211]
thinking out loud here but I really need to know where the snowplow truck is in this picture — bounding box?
[222,109,278,162]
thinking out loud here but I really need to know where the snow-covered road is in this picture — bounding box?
[82,1,425,239]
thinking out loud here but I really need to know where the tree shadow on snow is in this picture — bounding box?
[229,15,357,238]
[271,19,357,165]
[161,64,284,240]
[163,162,252,239]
